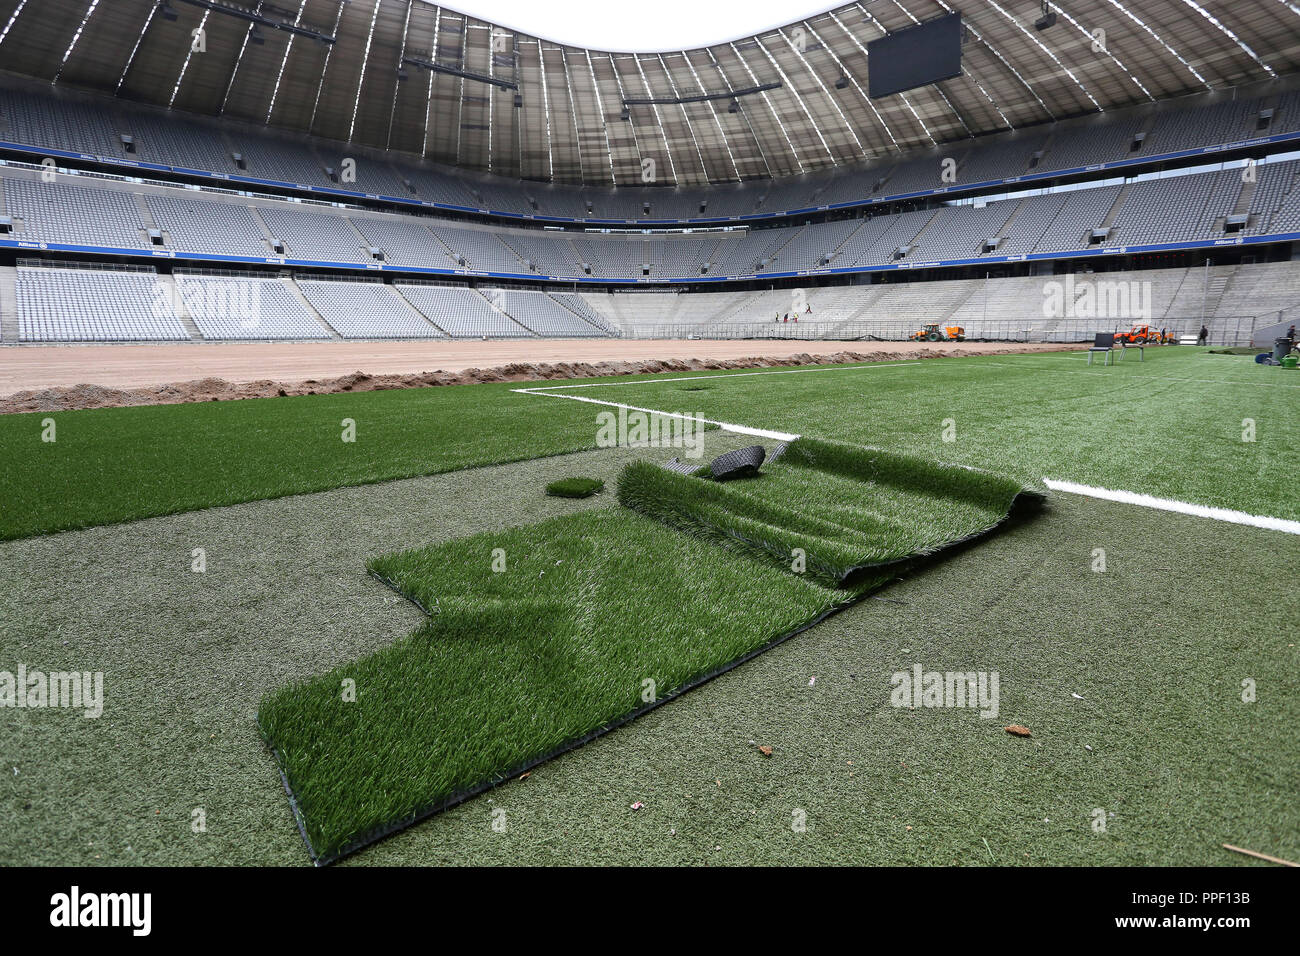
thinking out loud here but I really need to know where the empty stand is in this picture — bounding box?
[176,273,331,340]
[296,279,445,339]
[16,264,189,342]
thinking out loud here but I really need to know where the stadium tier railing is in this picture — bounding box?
[621,316,1261,346]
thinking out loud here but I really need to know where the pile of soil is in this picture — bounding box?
[0,346,1061,414]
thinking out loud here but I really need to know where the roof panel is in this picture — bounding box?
[0,0,1294,186]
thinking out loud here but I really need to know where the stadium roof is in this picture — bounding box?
[0,0,1297,186]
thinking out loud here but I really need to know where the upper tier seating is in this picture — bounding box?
[147,194,272,258]
[6,178,151,248]
[2,79,1297,224]
[3,158,1297,282]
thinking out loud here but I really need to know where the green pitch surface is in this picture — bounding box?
[1,345,1296,866]
[542,347,1298,521]
[0,383,627,541]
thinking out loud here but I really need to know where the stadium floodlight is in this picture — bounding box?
[620,105,630,121]
[835,75,848,89]
[159,2,178,21]
[1034,2,1057,31]
[728,99,739,113]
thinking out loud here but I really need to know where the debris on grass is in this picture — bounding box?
[545,476,605,499]
[758,746,773,757]
[630,802,644,811]
[1005,725,1032,737]
[1221,844,1298,867]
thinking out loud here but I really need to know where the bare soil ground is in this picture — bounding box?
[0,339,1073,414]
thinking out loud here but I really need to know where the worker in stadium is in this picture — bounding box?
[1198,324,1209,345]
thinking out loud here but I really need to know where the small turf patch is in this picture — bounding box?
[545,477,604,498]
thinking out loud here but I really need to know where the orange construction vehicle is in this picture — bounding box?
[1113,324,1175,345]
[910,323,965,342]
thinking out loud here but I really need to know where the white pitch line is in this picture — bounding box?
[514,368,1296,535]
[1043,479,1300,535]
[512,386,799,441]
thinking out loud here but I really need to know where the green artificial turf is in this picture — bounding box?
[545,477,605,498]
[259,438,1031,862]
[3,434,1296,867]
[260,508,844,861]
[545,348,1300,521]
[617,437,1035,586]
[0,384,673,541]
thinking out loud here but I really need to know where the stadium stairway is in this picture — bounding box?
[943,280,989,325]
[386,283,450,335]
[283,278,343,339]
[0,264,17,343]
[826,220,869,267]
[1099,183,1134,230]
[549,293,613,335]
[992,198,1030,242]
[1202,266,1239,320]
[899,208,946,256]
[133,194,160,235]
[475,289,537,336]
[155,274,203,341]
[1232,175,1259,219]
[249,206,281,248]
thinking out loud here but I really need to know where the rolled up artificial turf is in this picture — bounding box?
[258,438,1038,863]
[618,436,1036,587]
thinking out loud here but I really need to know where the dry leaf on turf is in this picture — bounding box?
[1004,725,1032,737]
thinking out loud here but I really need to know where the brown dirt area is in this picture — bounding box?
[0,339,1075,414]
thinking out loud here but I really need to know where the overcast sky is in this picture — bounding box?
[436,0,842,52]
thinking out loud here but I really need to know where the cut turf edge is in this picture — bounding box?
[258,596,852,867]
